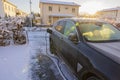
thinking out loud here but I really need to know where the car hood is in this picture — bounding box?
[87,42,120,64]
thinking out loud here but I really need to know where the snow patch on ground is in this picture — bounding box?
[0,45,30,80]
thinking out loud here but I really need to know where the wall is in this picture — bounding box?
[40,3,79,24]
[0,0,5,17]
[3,1,17,17]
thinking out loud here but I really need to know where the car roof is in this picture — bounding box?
[59,18,107,23]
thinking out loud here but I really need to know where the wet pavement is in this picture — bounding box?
[30,54,63,80]
[0,28,78,80]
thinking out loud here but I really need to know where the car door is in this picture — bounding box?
[60,20,81,72]
[51,20,66,54]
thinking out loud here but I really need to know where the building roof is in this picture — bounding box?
[40,0,80,6]
[101,7,120,12]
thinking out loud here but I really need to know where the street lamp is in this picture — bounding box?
[30,0,32,14]
[29,0,32,27]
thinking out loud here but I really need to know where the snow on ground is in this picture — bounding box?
[0,27,78,80]
[0,44,30,80]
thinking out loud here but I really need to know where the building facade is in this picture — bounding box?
[97,7,120,23]
[0,0,27,18]
[3,0,17,17]
[0,0,5,17]
[39,0,80,24]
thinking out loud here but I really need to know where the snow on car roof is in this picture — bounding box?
[60,18,106,23]
[40,0,80,6]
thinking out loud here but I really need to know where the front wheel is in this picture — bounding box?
[82,72,102,80]
[86,76,101,80]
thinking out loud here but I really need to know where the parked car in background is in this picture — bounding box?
[47,18,120,80]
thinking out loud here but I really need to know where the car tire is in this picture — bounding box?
[82,73,101,80]
[86,76,100,80]
[50,38,56,55]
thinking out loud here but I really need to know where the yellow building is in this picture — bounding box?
[0,0,5,17]
[39,0,80,24]
[2,0,17,17]
[0,0,27,18]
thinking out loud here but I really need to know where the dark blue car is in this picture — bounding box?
[47,18,120,80]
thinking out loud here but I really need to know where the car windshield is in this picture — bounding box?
[78,22,120,42]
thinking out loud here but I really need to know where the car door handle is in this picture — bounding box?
[60,37,63,40]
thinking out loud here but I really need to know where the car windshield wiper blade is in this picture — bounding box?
[86,39,120,43]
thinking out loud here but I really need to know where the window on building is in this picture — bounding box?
[12,7,14,11]
[6,5,7,10]
[13,8,15,12]
[49,6,52,11]
[49,17,52,24]
[8,5,10,11]
[6,5,8,10]
[10,6,12,11]
[5,4,7,10]
[72,8,75,13]
[58,7,60,12]
[65,7,68,10]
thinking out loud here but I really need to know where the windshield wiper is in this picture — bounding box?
[86,39,120,43]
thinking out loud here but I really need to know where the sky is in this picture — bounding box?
[9,0,120,14]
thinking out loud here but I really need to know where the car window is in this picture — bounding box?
[64,21,76,37]
[79,22,120,42]
[54,21,65,34]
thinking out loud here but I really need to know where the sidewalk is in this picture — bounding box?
[28,29,78,80]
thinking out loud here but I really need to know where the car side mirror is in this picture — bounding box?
[47,28,52,34]
[68,33,78,44]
